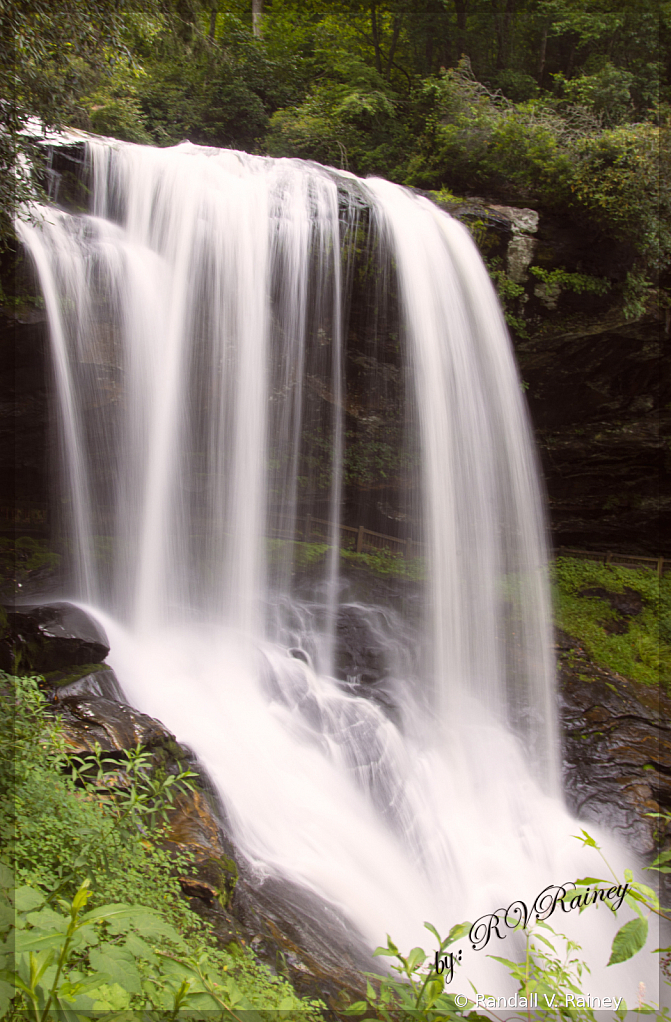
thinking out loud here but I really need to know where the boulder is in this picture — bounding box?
[0,601,109,674]
[55,695,175,753]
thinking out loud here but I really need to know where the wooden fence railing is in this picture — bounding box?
[0,504,49,527]
[557,546,667,578]
[1,505,666,574]
[270,515,424,559]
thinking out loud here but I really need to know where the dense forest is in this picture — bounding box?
[3,0,670,308]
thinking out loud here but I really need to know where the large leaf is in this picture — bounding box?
[89,946,142,994]
[645,849,671,873]
[406,946,426,970]
[445,921,471,946]
[25,908,68,932]
[91,981,132,1011]
[14,930,65,953]
[0,978,14,1019]
[607,917,648,965]
[122,932,158,964]
[14,888,44,913]
[81,903,182,944]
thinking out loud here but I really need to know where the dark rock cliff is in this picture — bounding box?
[1,142,667,557]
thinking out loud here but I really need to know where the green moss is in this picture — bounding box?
[551,556,669,690]
[341,547,426,581]
[42,662,111,688]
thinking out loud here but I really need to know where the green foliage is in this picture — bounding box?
[61,741,199,833]
[266,539,330,568]
[488,922,598,1021]
[529,265,611,296]
[0,0,163,245]
[1,872,325,1019]
[344,922,472,1021]
[551,556,670,689]
[552,62,636,126]
[341,547,426,581]
[3,0,668,295]
[346,825,670,1022]
[344,428,410,487]
[486,263,529,336]
[606,917,648,965]
[345,916,648,1022]
[404,59,668,280]
[0,674,326,1020]
[266,50,408,176]
[645,809,671,875]
[571,828,670,989]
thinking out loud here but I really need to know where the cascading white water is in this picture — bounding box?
[17,134,659,1006]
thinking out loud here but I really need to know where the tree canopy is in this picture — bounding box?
[2,0,669,290]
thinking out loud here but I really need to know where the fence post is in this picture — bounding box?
[606,551,612,564]
[356,525,365,554]
[659,557,664,579]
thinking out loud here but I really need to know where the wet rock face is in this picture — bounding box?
[0,302,50,516]
[520,322,668,554]
[557,629,671,859]
[335,605,387,684]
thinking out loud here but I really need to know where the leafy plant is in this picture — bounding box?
[59,740,199,834]
[341,546,426,581]
[529,265,611,297]
[1,871,318,1020]
[0,673,327,1020]
[344,922,475,1022]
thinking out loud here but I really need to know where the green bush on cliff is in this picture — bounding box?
[551,556,670,690]
[0,674,326,1019]
[403,62,668,280]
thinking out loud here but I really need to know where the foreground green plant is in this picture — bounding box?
[346,823,670,1022]
[0,674,326,1020]
[59,740,198,835]
[1,870,317,1019]
[344,922,475,1022]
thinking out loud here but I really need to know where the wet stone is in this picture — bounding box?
[0,601,109,673]
[557,629,671,860]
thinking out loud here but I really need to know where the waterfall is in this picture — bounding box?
[16,135,657,1002]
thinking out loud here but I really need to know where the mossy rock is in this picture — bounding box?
[43,662,111,688]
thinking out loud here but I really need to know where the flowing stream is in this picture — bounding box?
[17,135,658,1004]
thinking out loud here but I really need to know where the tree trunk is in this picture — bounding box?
[454,0,468,57]
[496,0,515,70]
[370,3,383,74]
[252,0,263,38]
[384,16,402,79]
[537,18,549,83]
